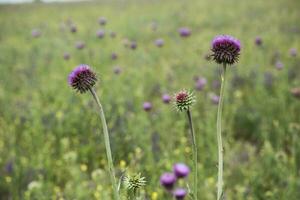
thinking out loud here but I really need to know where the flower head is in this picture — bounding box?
[255,36,262,46]
[31,29,41,38]
[210,94,220,105]
[97,29,105,38]
[195,77,207,91]
[174,90,195,112]
[162,94,171,104]
[143,102,152,111]
[124,173,146,192]
[160,172,177,190]
[68,64,97,93]
[70,24,77,33]
[211,35,241,65]
[130,41,137,50]
[98,17,107,25]
[275,61,284,70]
[289,48,297,57]
[178,27,191,37]
[155,38,164,47]
[173,163,190,178]
[75,41,85,49]
[173,188,187,200]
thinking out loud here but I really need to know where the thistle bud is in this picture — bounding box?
[174,90,195,112]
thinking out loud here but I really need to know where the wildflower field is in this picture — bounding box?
[0,0,300,199]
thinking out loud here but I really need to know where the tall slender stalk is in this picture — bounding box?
[216,64,227,200]
[186,109,198,200]
[90,88,120,200]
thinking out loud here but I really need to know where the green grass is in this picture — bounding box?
[0,0,300,199]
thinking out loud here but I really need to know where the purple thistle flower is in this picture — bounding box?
[289,48,297,57]
[31,29,41,38]
[68,64,97,93]
[275,61,284,70]
[75,41,85,50]
[154,38,164,47]
[255,36,262,46]
[173,188,187,200]
[98,17,107,26]
[211,35,241,65]
[113,66,122,75]
[130,41,137,50]
[111,52,118,60]
[210,94,220,105]
[162,94,171,104]
[173,163,190,178]
[160,172,177,190]
[97,29,105,38]
[70,24,77,33]
[195,77,207,91]
[63,52,70,60]
[143,102,152,111]
[178,27,191,37]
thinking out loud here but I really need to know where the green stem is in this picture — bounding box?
[217,64,227,200]
[90,88,120,200]
[187,109,198,200]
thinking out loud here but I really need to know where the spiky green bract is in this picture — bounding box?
[174,90,196,112]
[124,173,146,193]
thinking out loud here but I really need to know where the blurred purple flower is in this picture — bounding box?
[130,41,137,50]
[255,36,262,46]
[154,38,164,47]
[63,52,70,60]
[75,41,85,49]
[195,77,207,91]
[31,29,41,38]
[210,94,220,105]
[173,188,187,200]
[111,52,118,60]
[173,163,190,178]
[98,17,107,26]
[143,102,152,111]
[275,61,284,70]
[162,94,171,104]
[178,27,191,37]
[70,24,77,33]
[97,29,105,38]
[289,48,297,57]
[113,66,122,75]
[160,172,177,190]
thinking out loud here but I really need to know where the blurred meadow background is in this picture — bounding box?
[0,0,300,199]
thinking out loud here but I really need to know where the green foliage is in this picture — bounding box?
[0,0,300,199]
